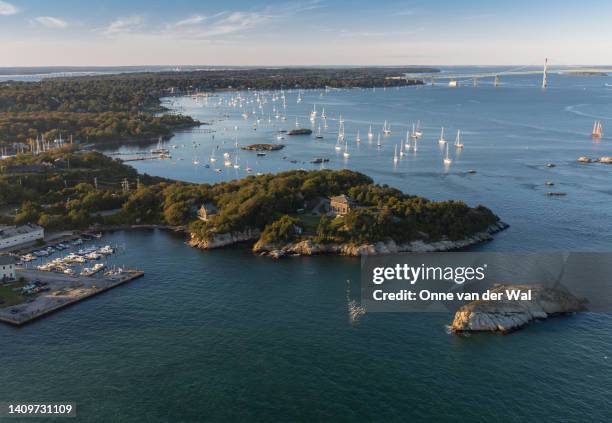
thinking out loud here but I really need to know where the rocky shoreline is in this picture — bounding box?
[252,221,509,258]
[188,228,261,250]
[450,284,586,333]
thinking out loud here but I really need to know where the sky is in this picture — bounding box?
[0,0,611,67]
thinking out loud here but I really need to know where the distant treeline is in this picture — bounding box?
[0,112,197,145]
[0,67,435,147]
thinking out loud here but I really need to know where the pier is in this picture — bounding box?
[0,268,144,326]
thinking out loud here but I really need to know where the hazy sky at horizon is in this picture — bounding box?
[0,0,611,67]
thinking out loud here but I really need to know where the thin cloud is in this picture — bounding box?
[103,16,144,35]
[34,16,69,29]
[172,15,207,28]
[0,0,18,16]
[103,2,324,41]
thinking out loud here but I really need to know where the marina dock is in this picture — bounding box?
[0,268,144,326]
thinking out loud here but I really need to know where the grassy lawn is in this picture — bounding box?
[288,214,321,236]
[0,280,27,309]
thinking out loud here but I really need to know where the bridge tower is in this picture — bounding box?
[542,58,548,88]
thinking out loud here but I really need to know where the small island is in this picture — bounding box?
[287,128,313,136]
[450,284,586,333]
[241,144,285,151]
[578,156,612,164]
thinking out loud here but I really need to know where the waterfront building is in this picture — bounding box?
[0,256,16,282]
[330,195,355,216]
[197,203,218,222]
[0,224,45,250]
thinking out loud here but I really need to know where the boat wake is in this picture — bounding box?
[564,104,612,120]
[346,280,366,324]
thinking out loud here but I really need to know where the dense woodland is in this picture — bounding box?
[0,112,197,145]
[0,67,431,147]
[0,150,498,247]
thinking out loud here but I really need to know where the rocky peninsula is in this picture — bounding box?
[450,284,586,333]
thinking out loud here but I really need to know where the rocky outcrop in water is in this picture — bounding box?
[577,156,612,164]
[189,228,261,249]
[253,221,509,258]
[241,144,284,151]
[450,284,586,333]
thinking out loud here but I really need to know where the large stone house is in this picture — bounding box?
[330,194,355,216]
[198,203,218,222]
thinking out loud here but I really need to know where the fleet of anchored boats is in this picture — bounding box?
[152,89,605,177]
[21,241,120,277]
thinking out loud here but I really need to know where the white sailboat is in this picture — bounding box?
[335,135,343,151]
[376,134,382,147]
[355,130,361,144]
[592,120,603,138]
[321,108,327,119]
[399,141,405,157]
[338,121,345,141]
[415,120,423,138]
[393,145,399,163]
[383,120,391,136]
[316,125,323,139]
[343,139,350,158]
[410,123,418,139]
[233,154,240,169]
[438,127,447,144]
[310,104,317,121]
[454,129,464,149]
[444,143,452,165]
[210,149,217,163]
[295,117,300,128]
[151,137,170,155]
[367,125,373,140]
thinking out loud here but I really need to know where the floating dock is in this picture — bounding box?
[0,268,144,326]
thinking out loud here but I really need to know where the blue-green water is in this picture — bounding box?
[2,230,612,422]
[3,70,612,421]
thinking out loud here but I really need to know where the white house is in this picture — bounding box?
[0,256,15,282]
[0,224,45,250]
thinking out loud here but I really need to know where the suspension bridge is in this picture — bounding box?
[405,59,612,88]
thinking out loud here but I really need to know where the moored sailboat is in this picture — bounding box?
[444,143,452,165]
[438,127,446,144]
[383,120,392,136]
[343,139,350,158]
[592,120,603,138]
[454,129,464,149]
